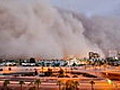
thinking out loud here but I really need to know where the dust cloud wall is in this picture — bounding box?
[0,0,119,59]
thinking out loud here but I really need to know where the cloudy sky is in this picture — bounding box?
[51,0,120,16]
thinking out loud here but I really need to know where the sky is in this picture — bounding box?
[51,0,120,16]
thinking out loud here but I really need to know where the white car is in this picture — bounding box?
[0,62,6,66]
[22,63,36,66]
[7,62,16,66]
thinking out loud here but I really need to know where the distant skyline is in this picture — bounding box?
[51,0,120,16]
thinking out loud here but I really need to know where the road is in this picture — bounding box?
[0,80,120,90]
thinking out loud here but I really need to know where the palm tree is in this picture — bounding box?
[90,80,95,90]
[2,80,10,90]
[58,68,64,77]
[34,79,41,90]
[19,80,25,90]
[3,80,10,87]
[64,80,75,90]
[57,80,63,90]
[73,81,80,90]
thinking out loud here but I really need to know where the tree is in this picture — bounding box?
[19,81,25,90]
[73,81,80,90]
[72,63,77,66]
[35,70,38,76]
[45,68,52,76]
[19,59,22,65]
[3,80,10,87]
[30,58,36,63]
[2,80,10,90]
[64,80,75,90]
[34,79,41,90]
[90,80,95,90]
[58,68,64,77]
[57,80,63,90]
